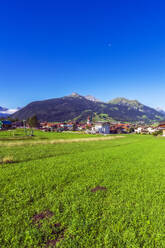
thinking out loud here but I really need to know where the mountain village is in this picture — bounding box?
[1,117,165,136]
[1,94,165,136]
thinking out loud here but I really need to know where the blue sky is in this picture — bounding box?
[1,0,165,109]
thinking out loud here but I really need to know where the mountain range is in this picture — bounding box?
[10,93,165,123]
[0,107,20,118]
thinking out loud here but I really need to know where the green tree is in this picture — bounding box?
[129,127,135,133]
[27,115,39,128]
[72,123,77,131]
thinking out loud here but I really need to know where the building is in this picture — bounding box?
[12,121,23,129]
[87,116,91,125]
[92,122,110,134]
[135,125,158,134]
[0,120,12,130]
[158,121,165,136]
[135,127,144,134]
[110,123,131,134]
[147,127,158,134]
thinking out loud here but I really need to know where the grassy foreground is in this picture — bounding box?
[1,132,165,247]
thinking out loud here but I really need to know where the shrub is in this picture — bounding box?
[152,130,163,136]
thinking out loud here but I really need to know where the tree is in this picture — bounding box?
[129,127,135,133]
[0,121,3,129]
[72,123,77,131]
[27,115,39,128]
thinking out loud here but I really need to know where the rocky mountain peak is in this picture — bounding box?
[85,95,101,102]
[70,92,82,97]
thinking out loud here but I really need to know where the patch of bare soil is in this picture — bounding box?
[91,186,107,192]
[32,211,65,247]
[46,223,65,247]
[32,210,54,224]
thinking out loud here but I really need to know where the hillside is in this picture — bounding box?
[11,94,165,123]
[109,97,143,107]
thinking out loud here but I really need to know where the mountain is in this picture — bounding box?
[109,97,142,107]
[0,107,20,118]
[0,106,8,112]
[156,107,165,116]
[85,95,101,102]
[11,94,165,123]
[0,106,10,118]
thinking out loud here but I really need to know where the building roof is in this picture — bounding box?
[158,121,165,129]
[159,121,165,125]
[2,121,12,125]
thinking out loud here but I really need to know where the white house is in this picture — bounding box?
[135,126,157,134]
[147,127,157,134]
[135,127,143,134]
[92,122,110,134]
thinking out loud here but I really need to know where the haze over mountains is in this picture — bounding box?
[10,93,165,123]
[0,107,20,118]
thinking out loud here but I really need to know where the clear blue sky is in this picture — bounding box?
[1,0,165,108]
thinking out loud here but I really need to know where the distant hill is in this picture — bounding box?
[11,94,165,123]
[0,107,8,118]
[0,107,20,118]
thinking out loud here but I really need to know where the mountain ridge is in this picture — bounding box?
[11,94,165,123]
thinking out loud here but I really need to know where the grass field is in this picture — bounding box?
[0,129,104,141]
[1,130,165,247]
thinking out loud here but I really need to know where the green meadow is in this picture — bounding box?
[0,129,101,141]
[1,130,165,247]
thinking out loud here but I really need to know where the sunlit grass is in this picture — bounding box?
[1,133,165,247]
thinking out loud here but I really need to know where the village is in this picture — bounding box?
[1,117,165,136]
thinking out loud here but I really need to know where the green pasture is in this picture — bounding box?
[0,129,102,142]
[1,132,165,247]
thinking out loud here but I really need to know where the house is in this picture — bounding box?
[12,121,23,128]
[158,121,165,136]
[110,123,131,134]
[147,127,158,134]
[134,125,158,134]
[135,127,143,134]
[92,122,110,134]
[0,120,12,130]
